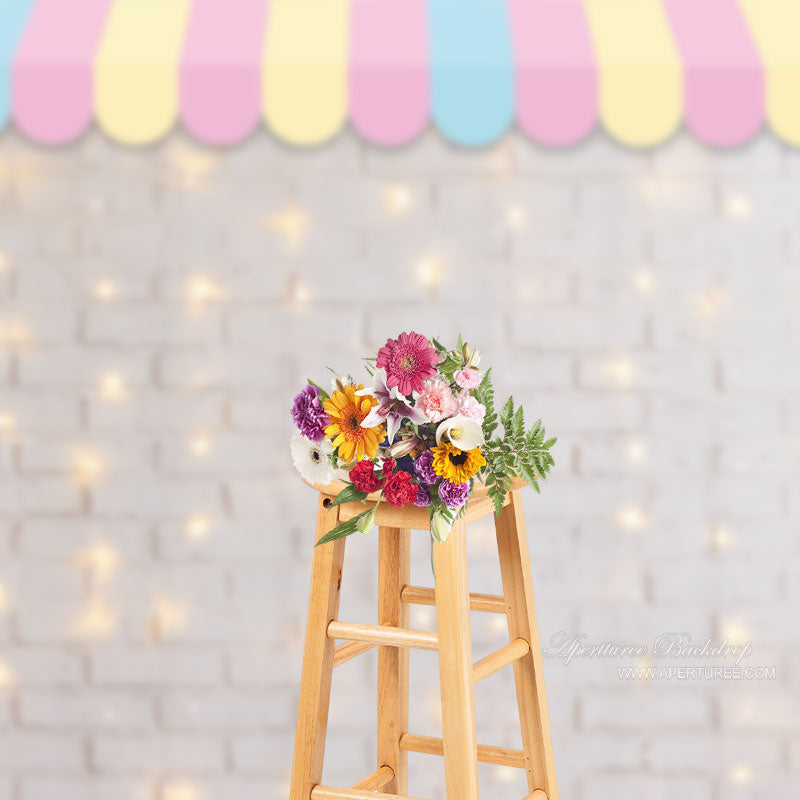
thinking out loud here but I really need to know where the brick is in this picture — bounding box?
[87,306,221,346]
[19,690,155,730]
[0,732,84,770]
[91,647,223,686]
[581,688,711,730]
[92,734,224,771]
[21,777,156,800]
[160,689,291,730]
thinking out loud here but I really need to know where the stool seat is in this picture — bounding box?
[302,476,527,530]
[289,482,559,800]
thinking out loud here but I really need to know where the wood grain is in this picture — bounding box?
[377,526,410,794]
[495,490,559,799]
[433,518,480,799]
[289,496,345,800]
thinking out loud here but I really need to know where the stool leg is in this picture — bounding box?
[377,526,410,794]
[433,519,480,800]
[289,496,346,800]
[495,490,559,800]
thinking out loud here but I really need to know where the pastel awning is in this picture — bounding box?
[0,0,795,148]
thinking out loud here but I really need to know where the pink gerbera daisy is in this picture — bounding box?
[376,332,438,396]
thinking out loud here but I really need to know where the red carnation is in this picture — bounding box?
[349,459,383,493]
[380,458,396,478]
[383,470,418,509]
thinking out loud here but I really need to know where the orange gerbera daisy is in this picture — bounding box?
[323,384,384,462]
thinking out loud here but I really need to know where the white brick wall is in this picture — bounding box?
[0,129,798,800]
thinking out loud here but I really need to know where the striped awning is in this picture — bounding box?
[0,0,798,149]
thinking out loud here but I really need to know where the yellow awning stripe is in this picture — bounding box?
[739,0,800,146]
[262,0,350,146]
[585,0,683,147]
[95,0,192,145]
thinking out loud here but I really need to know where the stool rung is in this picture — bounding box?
[327,620,438,651]
[525,791,548,800]
[400,584,507,614]
[311,786,428,800]
[399,733,526,769]
[473,637,530,683]
[350,765,394,791]
[332,640,375,668]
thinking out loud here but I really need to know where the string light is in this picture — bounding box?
[626,439,647,464]
[152,596,189,637]
[616,506,647,531]
[492,766,517,783]
[163,778,201,800]
[185,514,213,540]
[0,413,16,441]
[87,196,106,215]
[488,614,508,635]
[384,184,413,215]
[415,256,444,291]
[604,357,636,388]
[694,286,729,320]
[72,450,107,487]
[189,430,214,458]
[634,271,655,293]
[75,599,116,638]
[0,250,9,270]
[185,276,222,312]
[80,541,119,581]
[283,274,312,312]
[93,279,116,301]
[269,208,309,250]
[724,192,752,220]
[710,524,733,552]
[0,319,31,347]
[98,371,128,403]
[505,205,526,230]
[721,620,750,644]
[0,659,14,689]
[729,765,754,785]
[167,143,218,190]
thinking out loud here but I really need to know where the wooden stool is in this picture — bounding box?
[289,477,559,800]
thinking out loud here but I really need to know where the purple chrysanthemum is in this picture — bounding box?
[414,450,437,485]
[438,479,470,509]
[291,385,329,442]
[413,485,432,507]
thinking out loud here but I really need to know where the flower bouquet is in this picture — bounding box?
[290,332,556,547]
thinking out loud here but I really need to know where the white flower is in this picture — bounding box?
[290,430,335,484]
[435,415,484,451]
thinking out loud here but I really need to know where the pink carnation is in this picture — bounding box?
[416,377,458,423]
[457,394,486,423]
[454,368,481,389]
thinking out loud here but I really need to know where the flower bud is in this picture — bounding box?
[356,507,377,535]
[430,511,452,544]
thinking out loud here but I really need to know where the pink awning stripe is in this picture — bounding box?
[664,0,764,147]
[509,0,597,146]
[11,0,111,144]
[180,0,268,145]
[350,0,429,146]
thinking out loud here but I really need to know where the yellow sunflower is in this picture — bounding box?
[323,384,384,462]
[431,442,486,484]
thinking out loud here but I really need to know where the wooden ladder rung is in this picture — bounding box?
[399,733,526,769]
[473,637,530,683]
[525,792,548,800]
[327,620,438,651]
[350,765,394,791]
[311,786,428,800]
[400,584,507,614]
[332,640,375,668]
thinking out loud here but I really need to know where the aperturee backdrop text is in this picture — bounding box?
[289,332,556,545]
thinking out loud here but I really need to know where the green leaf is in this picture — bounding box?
[330,484,369,506]
[307,378,329,399]
[315,508,375,546]
[543,436,557,449]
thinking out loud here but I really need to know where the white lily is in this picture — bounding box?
[356,368,427,444]
[435,415,484,451]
